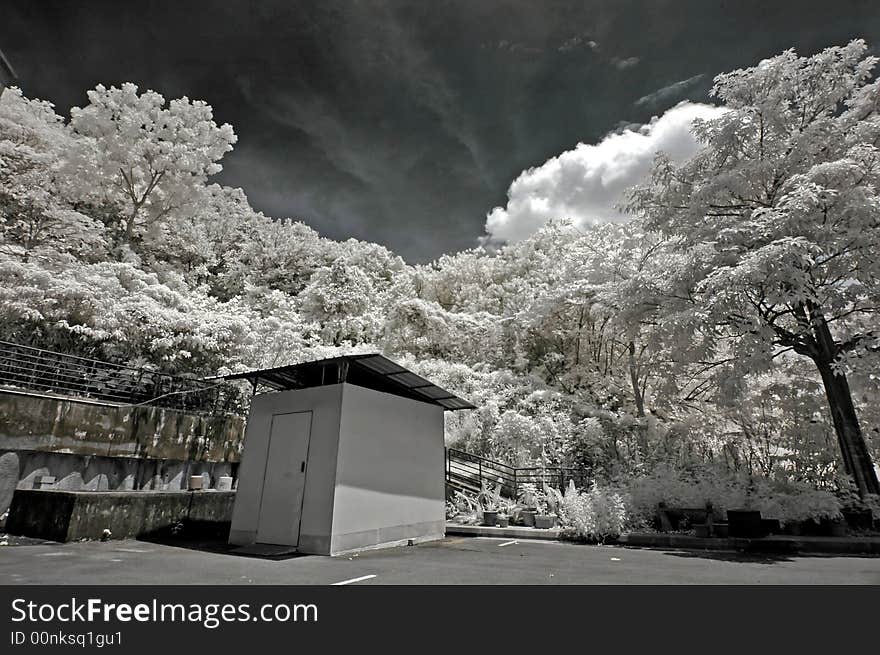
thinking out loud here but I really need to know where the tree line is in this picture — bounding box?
[1,42,878,497]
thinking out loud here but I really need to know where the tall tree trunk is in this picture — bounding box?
[627,340,649,459]
[808,305,880,498]
[814,358,880,497]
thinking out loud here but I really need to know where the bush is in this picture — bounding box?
[620,466,842,527]
[558,481,629,541]
[747,480,842,524]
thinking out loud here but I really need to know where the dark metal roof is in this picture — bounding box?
[224,354,476,411]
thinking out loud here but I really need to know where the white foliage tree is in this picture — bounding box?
[68,83,236,246]
[627,41,880,496]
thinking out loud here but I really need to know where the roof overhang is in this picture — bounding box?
[224,354,476,411]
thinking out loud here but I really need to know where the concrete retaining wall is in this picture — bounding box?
[0,389,245,461]
[0,389,246,515]
[5,489,236,542]
[1,449,237,492]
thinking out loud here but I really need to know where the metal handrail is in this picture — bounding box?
[445,448,590,499]
[0,340,246,416]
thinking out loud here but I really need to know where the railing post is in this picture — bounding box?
[478,458,482,490]
[131,370,143,404]
[29,350,38,388]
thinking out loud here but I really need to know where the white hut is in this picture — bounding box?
[225,354,474,555]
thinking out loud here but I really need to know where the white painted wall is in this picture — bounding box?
[331,384,445,554]
[228,385,342,552]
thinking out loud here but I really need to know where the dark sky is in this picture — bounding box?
[3,0,880,262]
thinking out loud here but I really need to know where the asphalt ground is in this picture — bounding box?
[2,534,879,584]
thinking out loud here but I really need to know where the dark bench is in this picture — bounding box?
[657,502,728,537]
[657,503,782,538]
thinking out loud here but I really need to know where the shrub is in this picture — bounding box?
[746,480,842,524]
[448,490,479,523]
[620,466,843,527]
[559,481,629,541]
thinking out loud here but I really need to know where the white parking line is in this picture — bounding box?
[498,540,518,547]
[330,574,376,586]
[474,536,560,546]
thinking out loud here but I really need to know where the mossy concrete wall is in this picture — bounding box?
[0,389,244,461]
[0,389,245,515]
[5,489,235,542]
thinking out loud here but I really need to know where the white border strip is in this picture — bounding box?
[330,574,377,586]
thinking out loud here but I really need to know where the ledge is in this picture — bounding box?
[446,524,880,555]
[445,522,560,540]
[618,532,880,555]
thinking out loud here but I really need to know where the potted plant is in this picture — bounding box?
[534,485,561,529]
[518,483,539,527]
[535,484,556,530]
[478,479,504,527]
[449,490,480,525]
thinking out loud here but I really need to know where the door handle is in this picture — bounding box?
[301,461,305,473]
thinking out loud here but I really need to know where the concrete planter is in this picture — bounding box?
[842,509,873,531]
[521,509,537,527]
[534,514,556,529]
[5,489,235,542]
[822,518,848,537]
[727,509,764,537]
[783,520,803,536]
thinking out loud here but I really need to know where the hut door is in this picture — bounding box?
[256,411,313,546]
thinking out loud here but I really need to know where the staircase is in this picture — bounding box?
[445,448,589,499]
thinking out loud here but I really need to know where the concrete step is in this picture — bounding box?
[446,522,560,540]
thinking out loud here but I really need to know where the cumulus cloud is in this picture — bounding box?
[484,101,726,243]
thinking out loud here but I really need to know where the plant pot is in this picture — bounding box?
[800,518,822,536]
[534,514,556,529]
[783,521,803,536]
[521,509,537,527]
[820,518,847,537]
[482,511,499,527]
[497,516,510,528]
[188,475,204,491]
[761,518,781,535]
[830,521,848,537]
[842,508,874,531]
[727,509,764,538]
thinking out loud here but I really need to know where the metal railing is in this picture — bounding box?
[445,448,590,499]
[0,340,246,415]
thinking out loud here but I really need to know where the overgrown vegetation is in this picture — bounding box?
[2,42,879,508]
